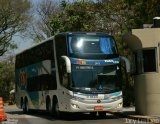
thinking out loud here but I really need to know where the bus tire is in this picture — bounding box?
[90,112,97,117]
[23,98,29,114]
[98,112,106,118]
[46,97,52,113]
[20,97,23,109]
[52,98,60,118]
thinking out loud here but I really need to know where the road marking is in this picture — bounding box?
[6,114,39,119]
[2,119,18,124]
[128,115,160,124]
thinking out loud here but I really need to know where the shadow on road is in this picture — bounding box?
[6,109,126,121]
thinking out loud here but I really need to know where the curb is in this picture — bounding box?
[128,115,160,124]
[107,111,160,124]
[1,118,18,124]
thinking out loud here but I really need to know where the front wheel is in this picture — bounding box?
[98,112,106,118]
[90,112,97,117]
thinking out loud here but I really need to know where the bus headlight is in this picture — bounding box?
[117,103,123,108]
[111,96,122,101]
[71,104,80,109]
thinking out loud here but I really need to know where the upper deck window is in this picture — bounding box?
[68,35,117,58]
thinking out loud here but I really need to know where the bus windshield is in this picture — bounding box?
[70,65,121,94]
[68,35,118,58]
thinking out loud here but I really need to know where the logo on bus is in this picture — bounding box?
[97,99,101,103]
[104,60,119,64]
[19,71,27,87]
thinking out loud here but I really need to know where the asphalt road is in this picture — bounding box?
[3,104,136,124]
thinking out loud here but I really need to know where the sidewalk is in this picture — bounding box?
[114,107,160,124]
[107,107,135,118]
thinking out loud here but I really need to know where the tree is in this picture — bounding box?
[0,0,31,56]
[28,0,60,43]
[49,0,130,35]
[50,1,102,34]
[0,56,15,101]
[125,0,160,29]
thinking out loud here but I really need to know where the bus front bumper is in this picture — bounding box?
[67,98,123,113]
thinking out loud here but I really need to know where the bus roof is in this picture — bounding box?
[16,36,55,56]
[58,32,109,36]
[16,32,109,56]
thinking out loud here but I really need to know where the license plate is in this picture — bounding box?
[98,94,104,99]
[94,106,104,110]
[86,95,98,99]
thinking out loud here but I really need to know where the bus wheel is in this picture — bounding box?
[98,112,106,118]
[46,99,52,113]
[53,100,60,118]
[20,97,23,109]
[90,112,97,118]
[23,99,29,114]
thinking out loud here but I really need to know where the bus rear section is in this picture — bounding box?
[15,39,57,113]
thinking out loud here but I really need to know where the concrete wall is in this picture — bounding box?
[132,28,160,115]
[132,28,160,48]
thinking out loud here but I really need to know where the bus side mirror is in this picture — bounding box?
[61,56,71,73]
[120,56,131,73]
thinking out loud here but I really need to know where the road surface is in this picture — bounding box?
[2,104,146,124]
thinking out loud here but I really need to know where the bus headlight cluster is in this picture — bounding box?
[71,104,80,109]
[117,103,123,108]
[111,96,122,101]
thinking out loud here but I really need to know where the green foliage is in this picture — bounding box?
[60,0,67,8]
[126,0,160,29]
[0,0,31,56]
[0,58,15,101]
[50,1,96,34]
[115,34,135,106]
[49,0,131,35]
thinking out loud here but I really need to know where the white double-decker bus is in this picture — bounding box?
[15,32,127,117]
